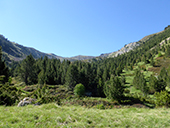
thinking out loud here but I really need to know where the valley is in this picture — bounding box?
[1,26,170,127]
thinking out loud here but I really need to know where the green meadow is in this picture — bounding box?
[1,103,170,128]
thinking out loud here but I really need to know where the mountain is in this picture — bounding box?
[105,31,164,58]
[0,26,169,62]
[66,55,95,61]
[0,35,95,62]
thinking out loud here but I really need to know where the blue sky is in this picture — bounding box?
[0,0,170,57]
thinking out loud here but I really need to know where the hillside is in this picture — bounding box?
[0,35,64,61]
[2,26,170,128]
[0,29,163,62]
[0,35,96,62]
[108,30,163,58]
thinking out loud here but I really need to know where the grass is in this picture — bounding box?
[1,103,170,127]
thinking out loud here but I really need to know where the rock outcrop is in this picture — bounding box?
[108,42,140,58]
[17,97,35,107]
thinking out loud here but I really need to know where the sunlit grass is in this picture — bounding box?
[1,103,170,127]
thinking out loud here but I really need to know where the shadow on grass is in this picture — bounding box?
[120,96,155,108]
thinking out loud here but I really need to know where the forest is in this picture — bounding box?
[1,26,170,108]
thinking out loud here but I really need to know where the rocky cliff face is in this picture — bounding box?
[107,31,163,58]
[108,42,140,58]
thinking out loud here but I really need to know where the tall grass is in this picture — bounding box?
[1,103,170,127]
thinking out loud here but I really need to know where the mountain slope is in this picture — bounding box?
[107,31,164,58]
[0,26,169,62]
[0,35,65,61]
[0,35,95,62]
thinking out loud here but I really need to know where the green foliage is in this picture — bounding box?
[97,78,105,97]
[65,64,79,90]
[133,69,148,94]
[148,74,166,93]
[165,45,170,57]
[3,102,170,127]
[30,84,60,104]
[154,91,170,107]
[0,46,9,83]
[150,57,155,66]
[158,52,162,57]
[9,26,170,100]
[18,54,37,85]
[0,82,19,106]
[149,75,158,93]
[96,103,105,109]
[164,25,170,30]
[158,67,168,82]
[104,76,124,101]
[74,83,85,97]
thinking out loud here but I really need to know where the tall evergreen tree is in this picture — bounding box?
[18,54,37,85]
[102,67,109,82]
[104,76,124,102]
[158,67,168,82]
[133,69,148,94]
[165,45,170,57]
[65,64,79,90]
[97,78,105,97]
[0,46,9,83]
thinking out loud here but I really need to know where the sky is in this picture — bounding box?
[0,0,170,57]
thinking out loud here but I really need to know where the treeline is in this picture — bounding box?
[11,27,170,97]
[13,55,118,96]
[0,25,168,106]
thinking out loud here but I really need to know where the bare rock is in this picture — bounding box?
[17,97,35,107]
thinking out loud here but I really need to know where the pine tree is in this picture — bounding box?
[18,54,37,85]
[133,69,148,94]
[150,57,155,66]
[65,64,79,90]
[149,74,158,93]
[104,76,124,102]
[158,67,168,82]
[165,45,170,57]
[97,78,105,97]
[0,46,9,83]
[102,67,109,82]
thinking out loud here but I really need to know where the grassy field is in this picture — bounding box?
[1,103,170,128]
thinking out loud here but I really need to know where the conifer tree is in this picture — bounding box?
[133,69,148,94]
[158,67,168,82]
[0,46,9,83]
[102,67,109,82]
[149,74,158,93]
[18,54,37,85]
[165,45,170,57]
[65,64,79,90]
[104,76,124,102]
[97,78,105,97]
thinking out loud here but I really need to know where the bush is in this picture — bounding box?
[104,76,124,102]
[74,83,85,97]
[158,52,162,57]
[0,83,19,106]
[154,91,170,107]
[96,104,105,109]
[37,95,60,105]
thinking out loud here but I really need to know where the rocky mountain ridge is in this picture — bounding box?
[107,31,163,58]
[0,29,165,62]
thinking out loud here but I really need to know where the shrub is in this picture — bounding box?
[158,52,162,57]
[74,83,85,97]
[104,76,124,102]
[0,83,19,106]
[96,104,105,109]
[154,91,170,107]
